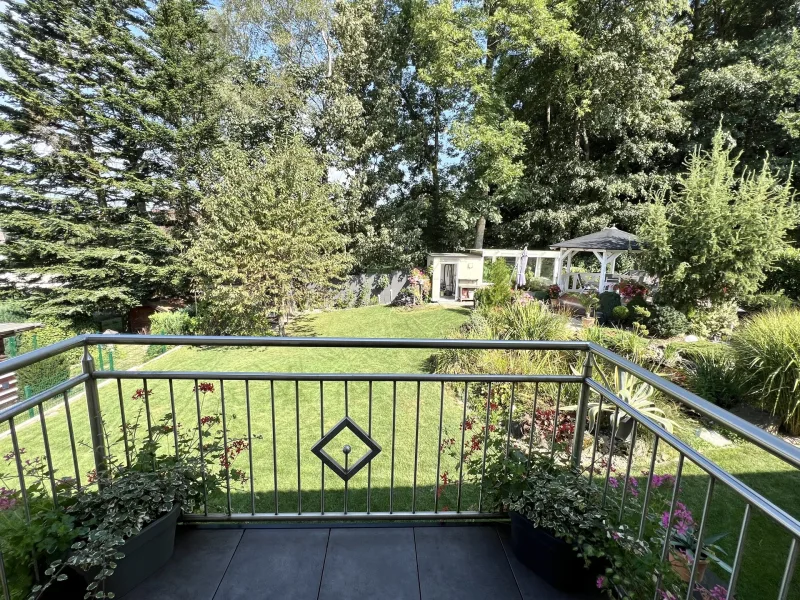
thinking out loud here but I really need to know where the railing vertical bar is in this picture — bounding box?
[638,436,660,540]
[478,382,492,513]
[777,537,798,600]
[686,477,716,599]
[505,382,516,457]
[9,419,30,523]
[38,406,58,506]
[457,382,469,513]
[295,380,301,515]
[549,383,563,459]
[367,380,373,514]
[168,379,179,458]
[343,451,349,515]
[143,378,153,445]
[344,380,349,416]
[245,380,255,516]
[320,381,325,515]
[270,380,279,515]
[412,381,421,513]
[654,454,685,600]
[0,547,10,600]
[588,395,604,486]
[601,406,621,508]
[434,381,444,514]
[194,380,208,516]
[220,380,232,516]
[617,420,638,523]
[62,391,81,488]
[527,382,539,461]
[726,504,751,600]
[117,379,131,467]
[389,381,397,514]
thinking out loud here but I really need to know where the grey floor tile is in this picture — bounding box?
[497,526,596,600]
[213,528,330,600]
[415,527,521,600]
[318,528,420,600]
[122,528,243,600]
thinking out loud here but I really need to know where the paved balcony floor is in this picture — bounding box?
[121,524,592,600]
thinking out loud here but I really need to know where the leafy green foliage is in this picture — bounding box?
[598,292,622,325]
[148,310,196,336]
[688,302,739,340]
[190,140,351,335]
[762,248,800,301]
[647,305,689,339]
[474,260,512,308]
[640,127,798,309]
[740,292,795,313]
[684,344,741,409]
[731,309,800,434]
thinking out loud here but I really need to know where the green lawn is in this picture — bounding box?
[2,304,798,598]
[2,305,474,516]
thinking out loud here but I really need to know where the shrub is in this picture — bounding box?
[611,305,629,323]
[489,301,571,341]
[684,344,741,408]
[739,292,794,313]
[688,301,739,339]
[598,291,621,324]
[639,127,799,309]
[375,273,391,292]
[391,287,422,307]
[523,276,552,292]
[647,305,689,338]
[763,247,800,301]
[582,325,651,366]
[731,309,800,434]
[475,260,513,308]
[356,284,371,307]
[532,290,549,301]
[148,309,194,335]
[0,301,28,323]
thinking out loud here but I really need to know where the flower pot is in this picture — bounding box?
[581,317,596,328]
[509,511,604,594]
[84,503,180,597]
[669,549,708,583]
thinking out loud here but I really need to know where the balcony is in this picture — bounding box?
[1,335,799,600]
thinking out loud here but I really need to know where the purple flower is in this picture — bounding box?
[608,477,619,489]
[596,576,605,589]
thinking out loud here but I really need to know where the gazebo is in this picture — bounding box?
[550,226,641,293]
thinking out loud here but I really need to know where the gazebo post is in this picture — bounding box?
[598,250,608,292]
[565,250,574,290]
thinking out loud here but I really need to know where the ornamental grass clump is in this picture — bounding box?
[731,309,800,434]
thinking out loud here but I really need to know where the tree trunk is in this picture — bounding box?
[474,215,487,249]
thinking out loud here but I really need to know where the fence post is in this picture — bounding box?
[97,344,105,371]
[82,346,107,480]
[24,386,33,419]
[571,350,593,468]
[6,337,16,358]
[108,350,115,372]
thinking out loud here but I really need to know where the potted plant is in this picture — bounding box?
[548,284,561,307]
[577,291,600,327]
[25,383,249,600]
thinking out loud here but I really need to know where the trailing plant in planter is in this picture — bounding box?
[13,383,251,600]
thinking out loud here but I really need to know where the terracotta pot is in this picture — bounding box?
[669,549,708,583]
[581,317,596,328]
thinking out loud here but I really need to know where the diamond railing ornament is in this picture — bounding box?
[311,416,381,482]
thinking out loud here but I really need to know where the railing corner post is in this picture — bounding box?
[82,346,107,480]
[571,350,593,468]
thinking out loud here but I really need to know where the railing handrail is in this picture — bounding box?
[589,342,800,471]
[4,334,797,473]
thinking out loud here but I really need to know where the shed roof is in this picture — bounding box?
[550,227,641,251]
[0,322,42,339]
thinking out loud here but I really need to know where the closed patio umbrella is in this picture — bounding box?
[516,247,528,288]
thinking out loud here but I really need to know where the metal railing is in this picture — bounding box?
[0,334,799,600]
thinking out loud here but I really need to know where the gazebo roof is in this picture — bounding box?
[550,226,641,251]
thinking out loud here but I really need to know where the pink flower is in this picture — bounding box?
[608,477,619,489]
[596,576,605,589]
